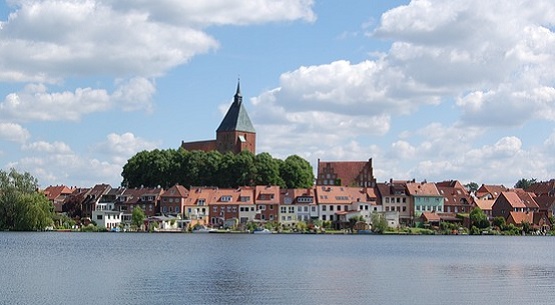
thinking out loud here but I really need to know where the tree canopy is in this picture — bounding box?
[0,169,54,231]
[121,149,314,189]
[514,178,537,190]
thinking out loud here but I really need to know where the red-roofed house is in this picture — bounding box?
[183,187,217,227]
[254,185,279,223]
[43,185,73,213]
[436,180,472,214]
[316,158,376,187]
[279,187,317,226]
[376,180,412,225]
[476,184,509,200]
[160,184,189,216]
[492,191,539,220]
[210,187,255,227]
[406,182,444,217]
[526,179,555,197]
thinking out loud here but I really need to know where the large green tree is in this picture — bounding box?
[254,152,285,187]
[0,169,54,231]
[280,155,314,188]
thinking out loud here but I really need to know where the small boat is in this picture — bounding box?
[252,228,272,234]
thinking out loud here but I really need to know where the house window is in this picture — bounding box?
[330,205,334,211]
[322,215,327,221]
[176,207,180,213]
[288,207,294,213]
[97,215,102,220]
[322,205,327,211]
[221,196,232,202]
[281,207,286,213]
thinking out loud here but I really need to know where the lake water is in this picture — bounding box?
[1,232,554,305]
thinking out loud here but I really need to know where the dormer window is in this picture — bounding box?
[197,199,206,206]
[221,196,232,202]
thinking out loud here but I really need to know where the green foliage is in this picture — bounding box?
[279,155,314,189]
[0,169,54,231]
[295,221,308,232]
[492,216,506,228]
[131,207,146,229]
[370,213,388,234]
[514,178,537,190]
[121,149,313,189]
[470,207,490,229]
[464,182,479,193]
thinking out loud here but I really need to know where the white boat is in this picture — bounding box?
[252,228,272,234]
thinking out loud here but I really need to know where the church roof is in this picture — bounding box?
[216,81,256,133]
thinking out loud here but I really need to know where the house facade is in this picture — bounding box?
[406,182,444,217]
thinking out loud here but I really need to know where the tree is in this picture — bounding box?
[464,182,479,193]
[492,216,506,229]
[470,207,489,230]
[514,178,537,190]
[0,169,54,231]
[370,213,388,234]
[280,155,314,188]
[254,152,285,187]
[131,206,146,230]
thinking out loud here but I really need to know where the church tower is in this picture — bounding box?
[215,80,256,154]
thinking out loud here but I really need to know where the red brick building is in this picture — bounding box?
[181,81,256,155]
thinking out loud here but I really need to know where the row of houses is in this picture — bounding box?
[42,178,555,232]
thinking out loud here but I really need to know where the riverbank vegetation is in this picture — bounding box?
[0,169,54,231]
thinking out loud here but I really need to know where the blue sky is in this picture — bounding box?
[1,0,555,188]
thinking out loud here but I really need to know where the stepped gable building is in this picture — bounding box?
[181,81,256,155]
[316,158,376,187]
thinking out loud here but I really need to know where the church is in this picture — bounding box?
[181,81,256,155]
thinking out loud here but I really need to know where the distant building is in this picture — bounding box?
[181,80,256,155]
[316,158,376,187]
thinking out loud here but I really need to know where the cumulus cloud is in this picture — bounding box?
[9,132,159,186]
[22,141,73,154]
[0,122,30,143]
[0,78,156,122]
[96,132,159,164]
[0,0,315,82]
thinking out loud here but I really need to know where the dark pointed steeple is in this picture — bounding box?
[216,80,255,133]
[234,78,242,104]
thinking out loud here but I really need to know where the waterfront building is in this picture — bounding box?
[406,181,444,217]
[316,158,376,187]
[159,184,189,216]
[376,180,412,225]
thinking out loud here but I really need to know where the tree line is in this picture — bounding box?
[121,149,315,189]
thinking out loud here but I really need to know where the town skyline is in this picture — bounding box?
[1,1,555,188]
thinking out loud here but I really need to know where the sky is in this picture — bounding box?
[1,0,555,188]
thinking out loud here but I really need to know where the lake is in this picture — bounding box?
[1,232,554,305]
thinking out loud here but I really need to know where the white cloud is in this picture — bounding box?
[108,0,316,26]
[9,132,159,186]
[0,0,315,82]
[96,132,159,164]
[0,78,156,122]
[22,141,73,154]
[0,122,30,143]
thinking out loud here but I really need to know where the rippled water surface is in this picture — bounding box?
[1,233,554,305]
